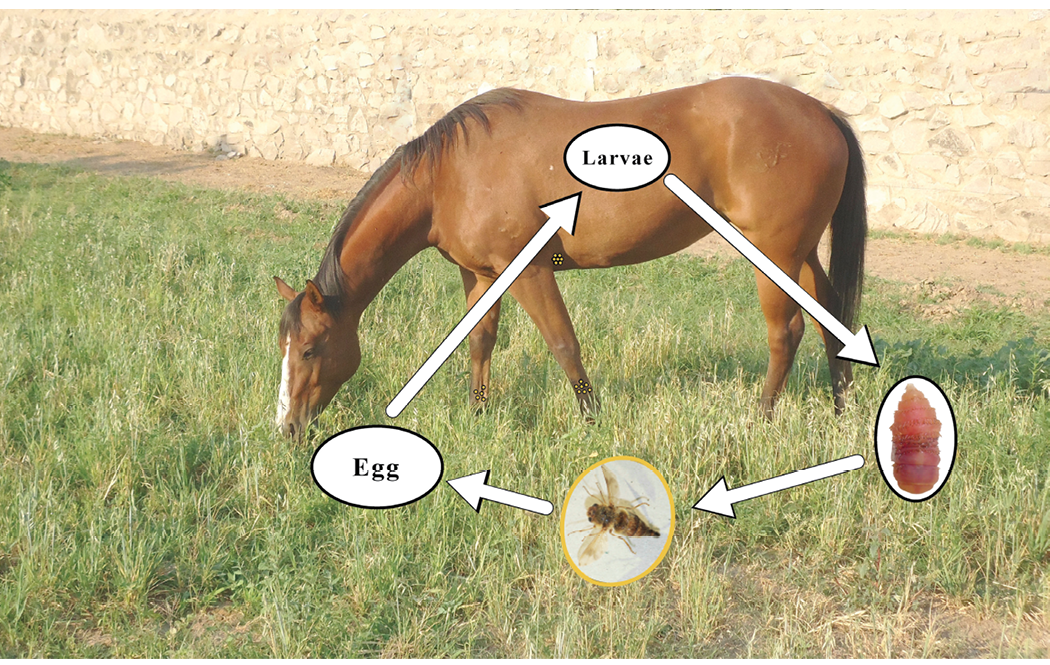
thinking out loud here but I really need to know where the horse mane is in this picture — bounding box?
[311,87,526,305]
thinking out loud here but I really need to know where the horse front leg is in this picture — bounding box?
[460,267,501,412]
[507,264,599,420]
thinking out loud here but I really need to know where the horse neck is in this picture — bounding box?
[338,172,433,319]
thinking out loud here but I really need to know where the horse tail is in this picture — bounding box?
[825,107,867,334]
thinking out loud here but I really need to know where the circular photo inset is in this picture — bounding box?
[561,456,674,586]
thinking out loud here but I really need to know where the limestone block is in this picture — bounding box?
[305,147,335,166]
[978,127,1005,152]
[1025,150,1050,178]
[1008,120,1047,149]
[571,32,598,61]
[962,174,992,195]
[902,91,929,110]
[836,90,868,115]
[898,202,950,234]
[875,153,904,177]
[950,91,983,106]
[911,154,948,174]
[912,42,938,58]
[857,116,889,133]
[613,50,643,74]
[946,164,961,184]
[1026,178,1050,204]
[879,94,906,119]
[715,40,743,70]
[993,151,1026,179]
[744,39,776,66]
[867,186,891,212]
[918,73,946,89]
[963,159,990,177]
[930,128,974,156]
[255,134,282,160]
[962,106,993,127]
[892,120,928,154]
[389,114,415,144]
[952,212,992,234]
[100,102,119,123]
[252,118,282,135]
[565,67,594,100]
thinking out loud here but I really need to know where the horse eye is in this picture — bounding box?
[302,348,314,360]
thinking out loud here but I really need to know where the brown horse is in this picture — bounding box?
[274,76,867,438]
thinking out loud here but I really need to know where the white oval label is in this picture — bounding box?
[311,426,443,509]
[563,124,670,192]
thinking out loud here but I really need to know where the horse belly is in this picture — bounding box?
[561,194,713,268]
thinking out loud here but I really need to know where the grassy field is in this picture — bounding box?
[1,162,1048,657]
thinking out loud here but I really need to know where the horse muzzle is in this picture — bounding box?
[276,403,324,439]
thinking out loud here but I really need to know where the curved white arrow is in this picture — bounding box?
[664,175,878,367]
[447,470,554,515]
[694,454,865,518]
[386,192,582,418]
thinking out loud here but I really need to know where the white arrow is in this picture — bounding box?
[694,454,865,518]
[664,175,878,367]
[447,470,554,515]
[386,192,582,418]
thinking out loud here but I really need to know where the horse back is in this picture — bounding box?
[428,78,849,275]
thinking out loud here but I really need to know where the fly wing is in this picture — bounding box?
[578,527,609,566]
[584,467,614,510]
[601,465,621,503]
[584,485,602,510]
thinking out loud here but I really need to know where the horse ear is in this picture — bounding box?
[302,280,327,315]
[274,276,298,302]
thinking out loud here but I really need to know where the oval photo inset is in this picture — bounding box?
[874,376,957,502]
[563,124,671,192]
[561,456,675,586]
[311,426,443,509]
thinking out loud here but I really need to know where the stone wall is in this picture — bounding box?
[1,9,1048,242]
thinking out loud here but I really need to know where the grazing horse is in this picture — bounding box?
[274,76,867,438]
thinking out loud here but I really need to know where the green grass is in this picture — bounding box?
[1,163,1048,657]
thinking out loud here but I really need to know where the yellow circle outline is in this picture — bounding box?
[560,455,676,587]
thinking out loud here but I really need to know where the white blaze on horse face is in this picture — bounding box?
[276,334,291,427]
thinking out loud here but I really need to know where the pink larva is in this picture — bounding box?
[890,384,942,494]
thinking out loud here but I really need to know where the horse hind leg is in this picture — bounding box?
[460,267,502,412]
[754,266,806,419]
[507,264,599,420]
[799,251,852,415]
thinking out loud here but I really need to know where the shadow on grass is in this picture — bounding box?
[876,336,1050,397]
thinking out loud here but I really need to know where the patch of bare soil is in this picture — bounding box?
[0,126,369,200]
[3,125,1048,308]
[685,232,1049,314]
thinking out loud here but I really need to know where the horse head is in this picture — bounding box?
[274,276,360,439]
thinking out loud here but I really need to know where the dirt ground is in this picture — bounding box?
[2,126,1047,313]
